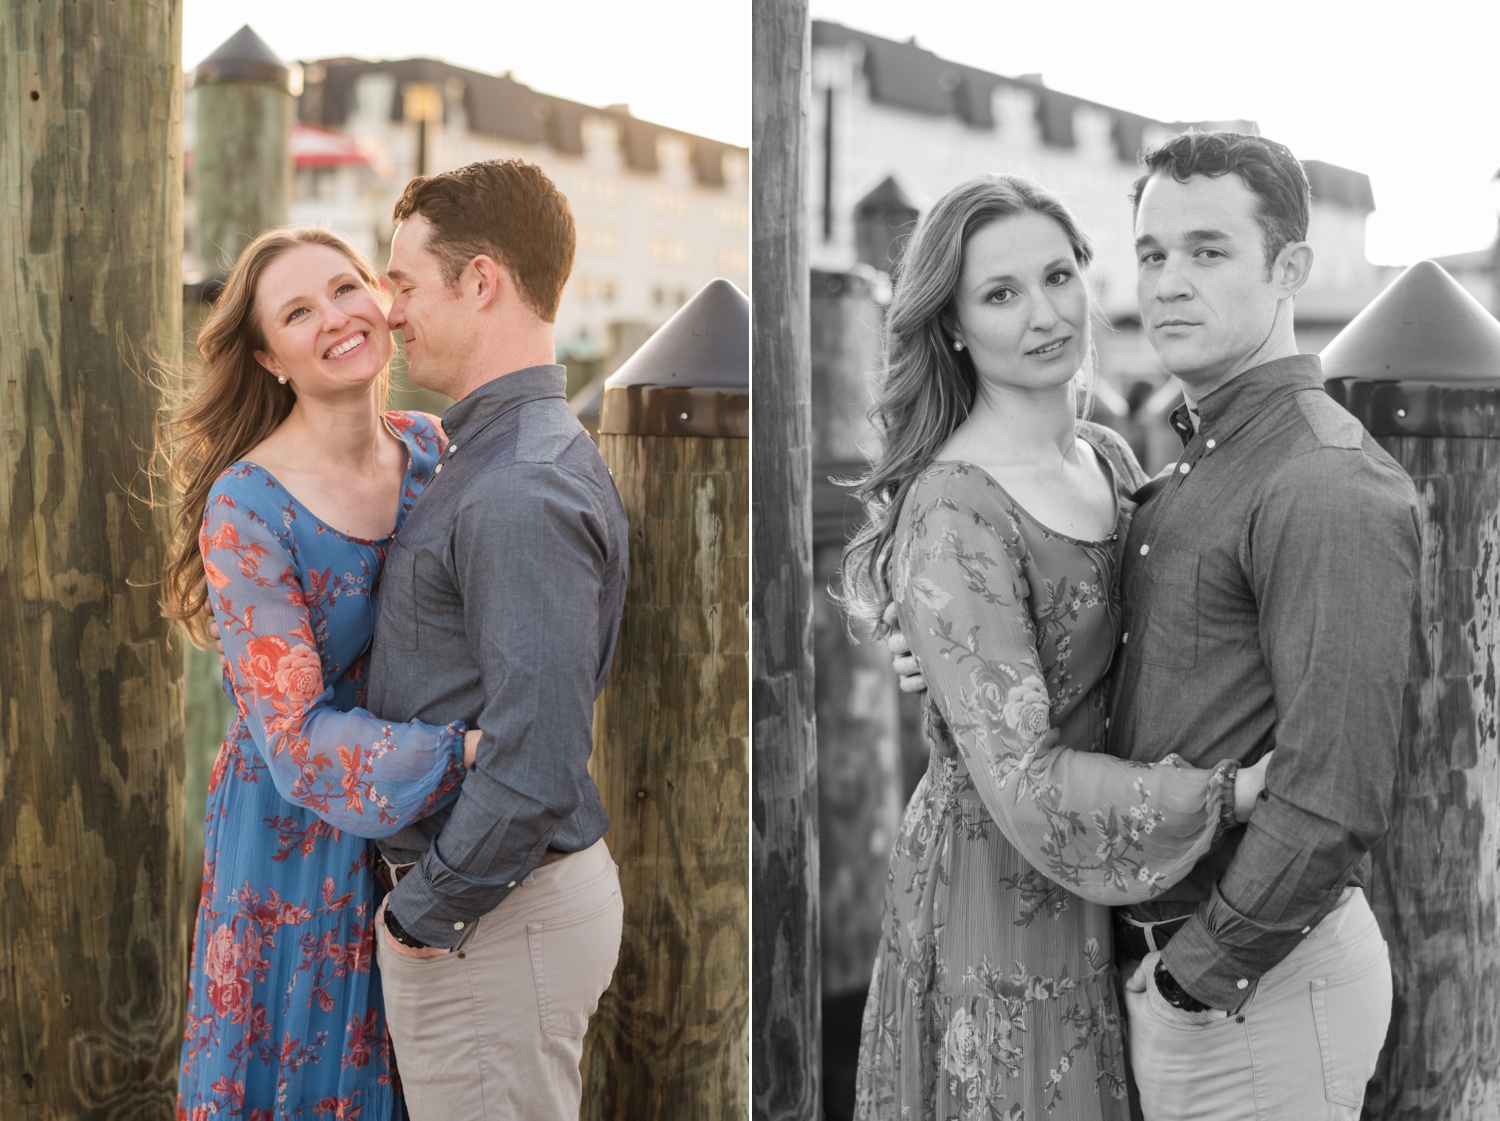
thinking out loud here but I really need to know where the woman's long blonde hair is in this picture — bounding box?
[838,174,1097,630]
[156,227,390,646]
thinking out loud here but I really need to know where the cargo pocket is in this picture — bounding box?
[1139,545,1199,670]
[527,890,624,1038]
[1310,957,1389,1109]
[374,537,418,651]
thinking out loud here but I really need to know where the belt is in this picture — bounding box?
[1113,910,1191,961]
[372,847,569,894]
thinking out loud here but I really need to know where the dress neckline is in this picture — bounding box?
[931,429,1123,548]
[227,412,421,546]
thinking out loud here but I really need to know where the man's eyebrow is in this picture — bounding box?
[385,268,409,282]
[1134,230,1231,250]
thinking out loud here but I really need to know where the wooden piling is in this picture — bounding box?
[579,280,750,1117]
[192,26,293,274]
[0,1,187,1116]
[1323,260,1500,1118]
[808,270,903,1001]
[752,2,821,1118]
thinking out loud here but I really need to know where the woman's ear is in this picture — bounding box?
[941,314,965,352]
[253,350,281,378]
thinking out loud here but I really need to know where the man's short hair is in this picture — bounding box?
[392,159,575,321]
[1130,131,1311,271]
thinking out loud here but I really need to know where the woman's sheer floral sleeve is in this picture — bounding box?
[897,493,1232,904]
[201,488,467,838]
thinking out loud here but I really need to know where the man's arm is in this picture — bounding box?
[387,461,614,947]
[1161,445,1420,1008]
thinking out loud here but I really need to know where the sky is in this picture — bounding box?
[810,0,1500,266]
[182,0,750,148]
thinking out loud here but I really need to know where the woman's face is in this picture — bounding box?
[252,242,392,399]
[948,211,1089,396]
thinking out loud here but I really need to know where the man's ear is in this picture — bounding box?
[1273,241,1314,298]
[466,254,507,311]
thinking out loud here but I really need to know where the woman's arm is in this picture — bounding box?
[202,487,467,838]
[898,492,1233,904]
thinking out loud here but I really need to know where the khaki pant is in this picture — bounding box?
[377,839,623,1121]
[1124,888,1391,1121]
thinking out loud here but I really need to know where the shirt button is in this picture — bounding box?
[449,443,458,453]
[1104,718,1111,729]
[453,921,465,931]
[508,880,517,888]
[1122,632,1129,644]
[434,464,443,474]
[1206,438,1217,449]
[1237,978,1249,990]
[1178,462,1192,475]
[1302,926,1311,934]
[1139,545,1150,556]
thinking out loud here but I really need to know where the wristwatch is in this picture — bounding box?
[383,904,429,950]
[1154,959,1212,1013]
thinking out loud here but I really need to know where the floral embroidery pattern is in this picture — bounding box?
[855,430,1225,1121]
[178,413,462,1121]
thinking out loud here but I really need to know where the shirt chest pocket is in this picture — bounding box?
[375,537,420,652]
[1139,545,1199,670]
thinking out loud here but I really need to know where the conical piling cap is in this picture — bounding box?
[600,278,748,437]
[1321,259,1500,383]
[606,278,748,390]
[196,25,291,92]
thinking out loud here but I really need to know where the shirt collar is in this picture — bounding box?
[1168,353,1324,448]
[441,364,568,443]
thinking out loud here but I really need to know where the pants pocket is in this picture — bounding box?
[526,889,624,1038]
[1309,952,1391,1109]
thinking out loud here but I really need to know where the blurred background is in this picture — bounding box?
[799,3,1500,1115]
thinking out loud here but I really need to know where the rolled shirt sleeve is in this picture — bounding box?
[1161,446,1420,1008]
[387,462,614,946]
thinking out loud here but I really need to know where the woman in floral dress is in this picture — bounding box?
[840,177,1266,1121]
[159,228,480,1120]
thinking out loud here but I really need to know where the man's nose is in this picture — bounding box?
[1154,255,1193,301]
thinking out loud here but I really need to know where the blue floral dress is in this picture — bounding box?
[177,412,467,1121]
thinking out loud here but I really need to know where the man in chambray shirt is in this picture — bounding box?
[367,159,628,1121]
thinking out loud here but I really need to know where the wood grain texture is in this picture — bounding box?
[0,2,188,1117]
[1364,435,1500,1121]
[580,435,748,1119]
[751,1,820,1117]
[808,270,901,998]
[194,82,292,274]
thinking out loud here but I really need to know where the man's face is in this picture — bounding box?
[1133,173,1286,392]
[386,214,470,396]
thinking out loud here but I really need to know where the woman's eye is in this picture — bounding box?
[1048,270,1072,285]
[335,283,358,296]
[286,307,307,323]
[988,288,1014,304]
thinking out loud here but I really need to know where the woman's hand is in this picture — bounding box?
[1233,750,1274,823]
[463,729,482,769]
[882,602,926,694]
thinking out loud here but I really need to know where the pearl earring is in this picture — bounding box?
[277,375,287,384]
[953,340,964,352]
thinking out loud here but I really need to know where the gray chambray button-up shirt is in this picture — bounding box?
[1109,353,1420,1010]
[369,364,628,947]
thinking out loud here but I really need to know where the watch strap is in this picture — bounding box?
[383,904,429,949]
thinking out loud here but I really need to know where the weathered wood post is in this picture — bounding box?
[808,269,902,1114]
[193,25,293,274]
[181,27,292,937]
[753,1,820,1118]
[1322,260,1500,1119]
[580,279,749,1117]
[0,1,187,1116]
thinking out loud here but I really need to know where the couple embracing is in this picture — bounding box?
[845,131,1420,1120]
[165,160,626,1120]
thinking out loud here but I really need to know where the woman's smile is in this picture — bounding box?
[1026,334,1072,359]
[323,330,370,361]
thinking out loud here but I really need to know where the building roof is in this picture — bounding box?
[812,20,1374,208]
[296,56,743,188]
